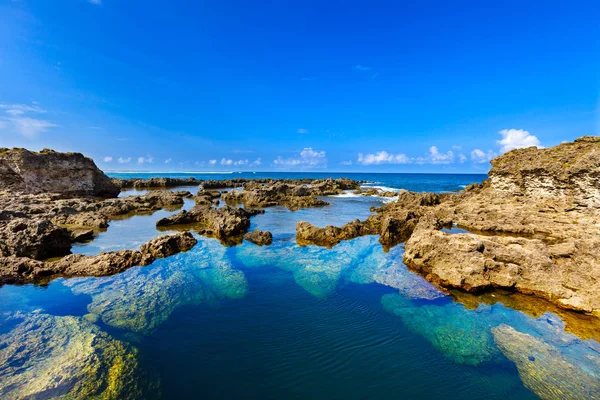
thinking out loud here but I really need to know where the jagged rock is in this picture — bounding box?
[244,230,273,246]
[70,229,95,242]
[0,232,197,284]
[112,176,201,189]
[156,205,263,244]
[0,148,119,197]
[0,218,72,259]
[492,324,600,399]
[296,219,379,248]
[140,231,197,258]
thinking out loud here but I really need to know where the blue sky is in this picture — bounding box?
[0,0,598,172]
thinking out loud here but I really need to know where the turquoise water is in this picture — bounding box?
[1,173,599,399]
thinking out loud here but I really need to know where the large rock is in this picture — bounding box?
[0,217,72,259]
[113,177,201,189]
[0,148,119,197]
[156,205,263,245]
[244,230,273,246]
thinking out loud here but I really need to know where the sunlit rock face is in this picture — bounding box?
[0,148,119,197]
[65,238,247,334]
[0,311,153,399]
[492,323,600,400]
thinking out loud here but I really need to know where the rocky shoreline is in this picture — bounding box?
[295,137,600,316]
[1,139,599,318]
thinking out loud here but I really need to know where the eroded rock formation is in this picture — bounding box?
[296,137,600,316]
[0,148,119,197]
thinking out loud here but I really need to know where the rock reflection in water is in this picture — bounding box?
[0,311,155,399]
[65,238,247,334]
[236,235,444,300]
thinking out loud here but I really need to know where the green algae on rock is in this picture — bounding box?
[0,311,155,399]
[492,324,600,400]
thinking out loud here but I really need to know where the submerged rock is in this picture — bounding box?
[492,324,600,399]
[244,230,273,246]
[0,311,153,399]
[0,148,119,197]
[66,239,247,334]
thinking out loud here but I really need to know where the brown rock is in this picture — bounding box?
[244,230,273,246]
[0,148,119,197]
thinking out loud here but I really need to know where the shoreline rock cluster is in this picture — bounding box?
[296,137,600,316]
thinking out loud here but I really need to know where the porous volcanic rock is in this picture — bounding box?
[0,148,119,197]
[156,205,263,244]
[0,217,72,259]
[0,232,197,284]
[244,230,273,246]
[113,177,201,189]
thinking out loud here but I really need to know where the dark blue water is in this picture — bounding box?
[1,173,599,399]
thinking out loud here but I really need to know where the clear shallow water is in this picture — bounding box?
[1,173,599,399]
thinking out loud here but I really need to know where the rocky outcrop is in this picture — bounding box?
[156,205,263,245]
[113,177,201,189]
[221,178,359,211]
[294,138,600,316]
[0,148,119,197]
[0,217,72,259]
[244,230,273,246]
[0,232,197,284]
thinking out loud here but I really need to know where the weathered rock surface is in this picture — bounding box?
[221,178,359,211]
[0,148,119,197]
[157,205,263,245]
[244,230,273,246]
[0,232,197,284]
[113,176,201,189]
[0,217,72,259]
[294,137,600,316]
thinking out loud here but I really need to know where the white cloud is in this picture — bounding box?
[103,156,113,162]
[427,146,454,164]
[164,158,172,164]
[251,158,262,166]
[220,158,233,166]
[357,151,410,165]
[137,155,154,165]
[10,118,57,138]
[340,160,353,166]
[459,153,467,163]
[118,157,131,164]
[497,129,542,153]
[471,149,496,164]
[452,145,462,150]
[88,0,102,4]
[353,65,371,71]
[297,128,309,134]
[274,147,327,167]
[0,103,57,138]
[208,159,217,166]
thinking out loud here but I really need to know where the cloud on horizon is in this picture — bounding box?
[274,147,327,167]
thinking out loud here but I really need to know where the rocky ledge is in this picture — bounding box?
[0,231,197,284]
[113,177,201,189]
[296,137,600,317]
[220,178,359,211]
